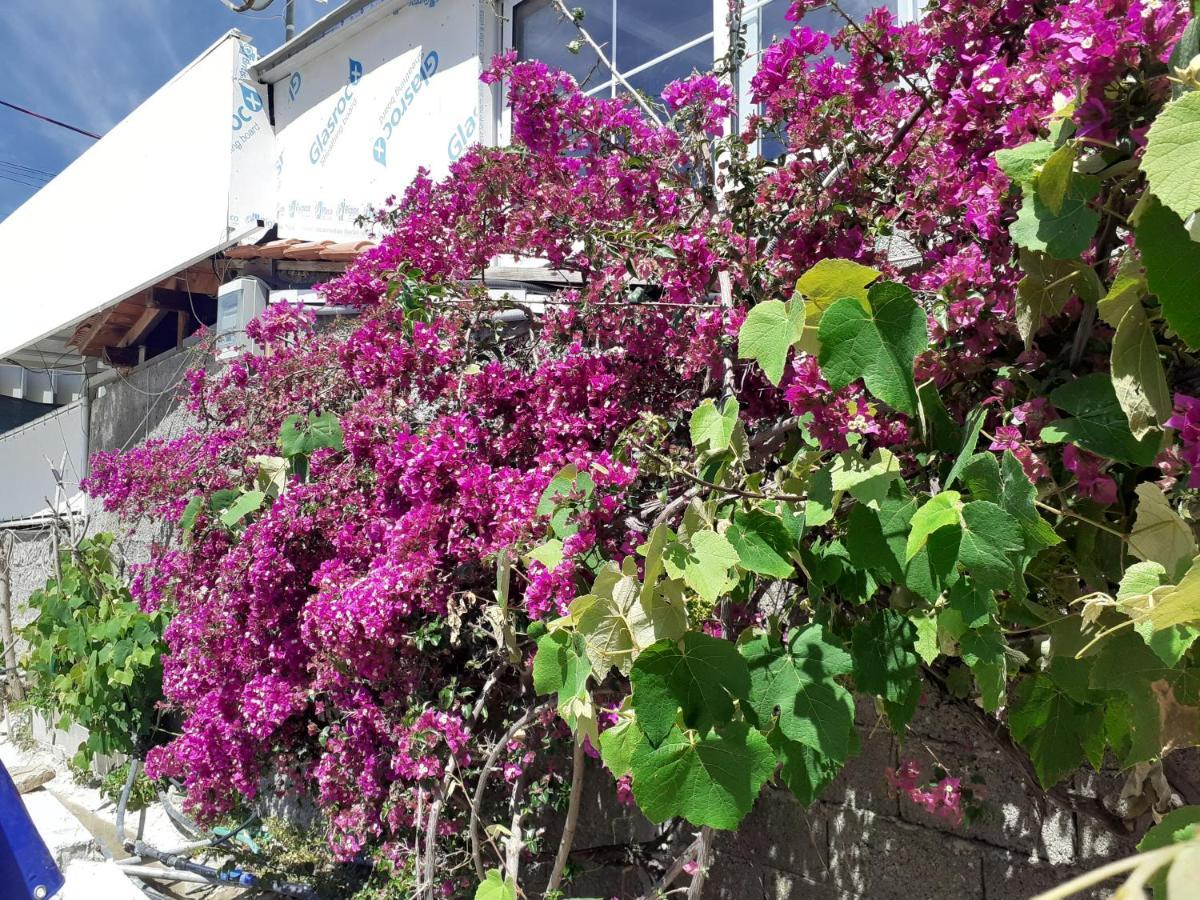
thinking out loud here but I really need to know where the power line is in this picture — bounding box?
[0,171,48,189]
[0,98,101,140]
[0,158,55,179]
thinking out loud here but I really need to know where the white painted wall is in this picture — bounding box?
[0,32,275,362]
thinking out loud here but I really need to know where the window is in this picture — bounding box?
[510,0,715,101]
[506,0,916,136]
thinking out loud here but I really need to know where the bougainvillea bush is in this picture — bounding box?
[85,0,1200,894]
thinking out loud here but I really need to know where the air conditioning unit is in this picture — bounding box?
[215,277,269,359]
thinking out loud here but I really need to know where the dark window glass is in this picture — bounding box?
[615,0,712,72]
[622,37,715,101]
[513,0,614,90]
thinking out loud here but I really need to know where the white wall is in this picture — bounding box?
[0,32,275,362]
[0,402,85,522]
[264,0,491,240]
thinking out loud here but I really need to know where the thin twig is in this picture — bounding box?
[549,0,663,124]
[545,737,586,895]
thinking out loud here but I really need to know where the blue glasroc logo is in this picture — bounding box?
[232,83,264,131]
[349,58,363,85]
[447,114,477,162]
[289,72,302,102]
[372,50,439,166]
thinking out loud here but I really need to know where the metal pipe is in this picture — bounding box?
[119,865,230,887]
[285,0,296,41]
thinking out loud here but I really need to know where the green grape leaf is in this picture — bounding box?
[219,490,266,528]
[943,580,997,632]
[1041,374,1162,466]
[864,496,962,602]
[943,407,987,491]
[690,397,740,451]
[768,729,846,805]
[738,300,794,386]
[959,628,1006,712]
[817,282,928,416]
[475,869,517,900]
[629,722,774,829]
[957,501,1023,590]
[1130,482,1198,583]
[726,508,795,578]
[994,139,1054,187]
[278,411,344,458]
[1009,674,1106,788]
[631,633,751,746]
[794,258,880,353]
[1136,196,1200,349]
[740,628,856,761]
[1143,91,1200,222]
[1014,249,1087,349]
[829,447,902,509]
[906,491,963,561]
[1143,804,1200,900]
[998,452,1062,553]
[666,529,741,605]
[570,568,659,678]
[532,630,590,705]
[851,609,921,727]
[179,495,204,538]
[1097,254,1169,439]
[528,538,564,571]
[1009,170,1101,259]
[598,716,645,778]
[1036,143,1076,215]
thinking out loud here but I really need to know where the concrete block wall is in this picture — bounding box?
[566,693,1156,898]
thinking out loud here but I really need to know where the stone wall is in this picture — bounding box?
[564,694,1157,899]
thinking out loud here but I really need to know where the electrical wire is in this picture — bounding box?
[0,98,101,140]
[0,158,55,179]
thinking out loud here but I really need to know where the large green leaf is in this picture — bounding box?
[663,529,741,605]
[1143,91,1200,222]
[994,139,1054,187]
[1097,254,1170,439]
[829,448,902,508]
[1136,196,1200,349]
[794,258,879,353]
[690,397,740,452]
[1010,674,1106,788]
[740,628,856,761]
[851,609,921,727]
[278,411,344,457]
[1129,483,1198,582]
[1041,374,1162,466]
[1014,249,1086,348]
[1009,170,1101,259]
[629,723,775,829]
[598,716,644,778]
[817,282,928,416]
[768,728,847,805]
[219,490,266,528]
[726,508,795,578]
[738,300,799,386]
[533,631,590,709]
[906,491,963,561]
[631,633,751,746]
[570,563,683,679]
[475,869,517,900]
[959,627,1006,712]
[958,501,1024,591]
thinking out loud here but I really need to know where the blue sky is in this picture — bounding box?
[0,0,342,220]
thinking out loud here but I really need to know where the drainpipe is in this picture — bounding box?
[285,0,296,42]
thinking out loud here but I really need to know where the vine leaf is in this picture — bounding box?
[690,397,740,451]
[631,632,751,746]
[278,411,344,457]
[960,628,1006,712]
[598,714,644,778]
[569,562,681,679]
[664,529,740,604]
[818,282,927,416]
[1142,90,1200,222]
[629,723,775,829]
[1135,196,1200,349]
[829,448,902,508]
[1009,169,1100,259]
[1138,805,1200,900]
[740,627,856,761]
[1010,674,1106,788]
[738,300,800,386]
[851,609,921,728]
[768,729,848,805]
[1129,483,1198,582]
[994,139,1054,187]
[726,508,795,578]
[475,869,517,900]
[1014,249,1084,348]
[958,501,1024,591]
[1041,374,1162,466]
[1036,143,1076,215]
[1097,254,1170,439]
[219,490,266,528]
[906,491,962,561]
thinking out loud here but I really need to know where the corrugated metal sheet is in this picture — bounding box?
[0,402,86,523]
